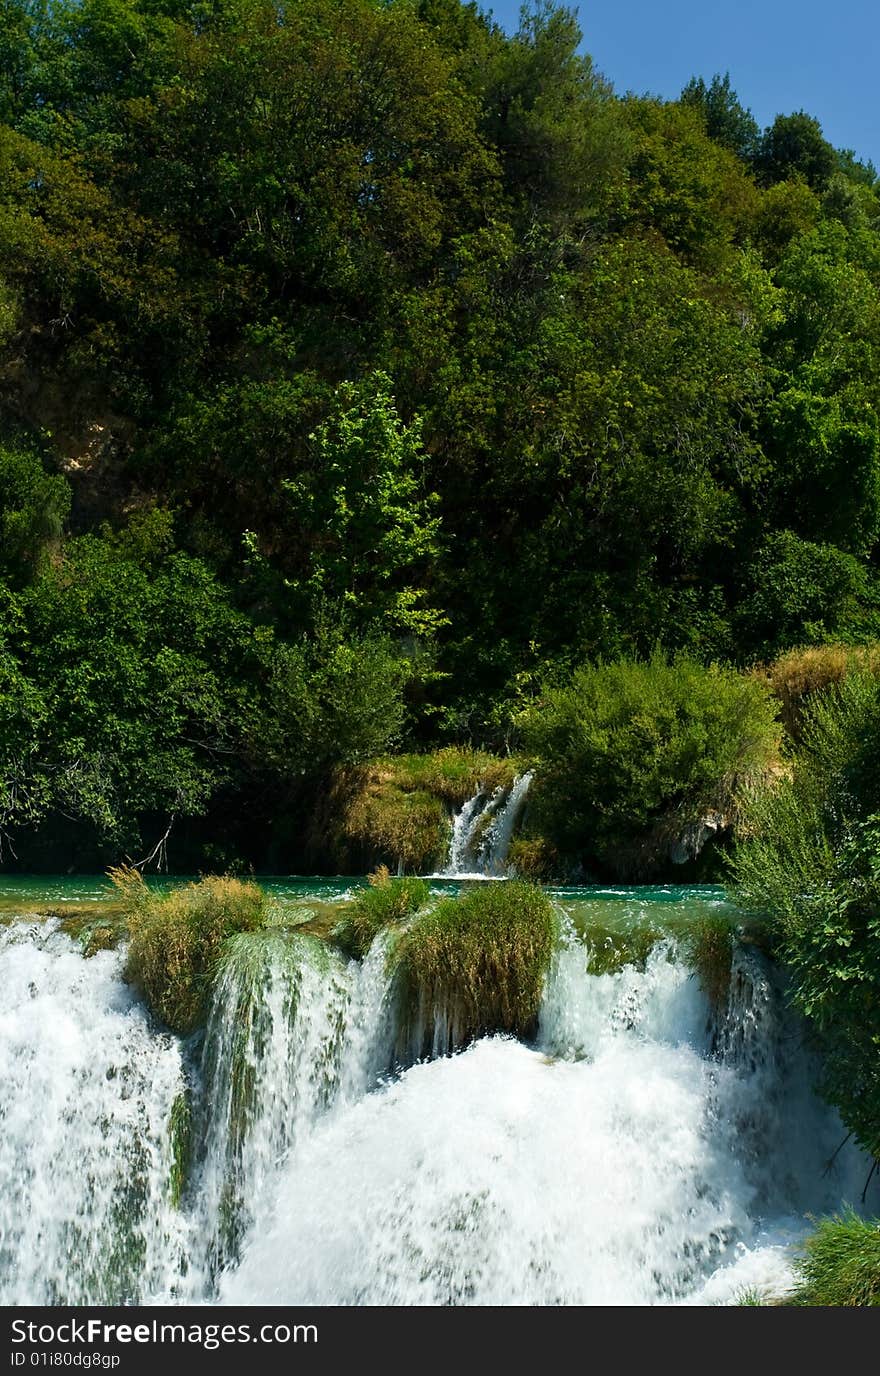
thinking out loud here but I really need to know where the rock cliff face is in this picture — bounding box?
[669,811,729,867]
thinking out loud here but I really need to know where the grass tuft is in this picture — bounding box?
[394,880,558,1056]
[333,874,429,960]
[764,643,880,738]
[790,1211,880,1306]
[119,868,269,1034]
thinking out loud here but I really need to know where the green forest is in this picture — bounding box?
[3,0,880,876]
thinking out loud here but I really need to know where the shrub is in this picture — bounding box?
[522,649,781,878]
[120,869,269,1034]
[790,1212,880,1306]
[730,673,880,1156]
[393,880,558,1056]
[736,531,878,660]
[506,836,559,882]
[333,872,430,960]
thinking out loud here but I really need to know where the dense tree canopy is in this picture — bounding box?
[1,0,880,866]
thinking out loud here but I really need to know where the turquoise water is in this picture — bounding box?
[0,874,361,907]
[0,874,737,930]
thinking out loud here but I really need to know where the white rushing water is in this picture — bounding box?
[441,771,533,877]
[222,939,868,1306]
[0,922,190,1305]
[0,913,872,1306]
[189,929,396,1291]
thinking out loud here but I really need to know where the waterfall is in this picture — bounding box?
[446,791,489,875]
[442,771,533,877]
[0,922,190,1305]
[222,932,869,1307]
[189,929,396,1289]
[0,903,872,1307]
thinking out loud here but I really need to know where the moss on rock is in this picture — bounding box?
[327,749,521,873]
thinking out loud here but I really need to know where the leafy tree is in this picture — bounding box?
[756,111,837,191]
[736,531,880,658]
[0,440,70,585]
[680,72,760,162]
[279,376,443,636]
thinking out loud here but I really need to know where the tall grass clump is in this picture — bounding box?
[522,649,781,880]
[790,1212,880,1306]
[118,868,269,1034]
[333,870,430,960]
[730,672,880,1159]
[765,643,880,739]
[394,880,558,1056]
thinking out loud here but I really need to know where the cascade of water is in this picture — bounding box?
[190,931,351,1284]
[189,927,397,1290]
[0,922,190,1305]
[445,791,491,875]
[442,772,533,877]
[477,771,534,876]
[0,907,872,1308]
[222,931,869,1307]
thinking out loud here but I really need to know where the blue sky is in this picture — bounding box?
[486,1,880,167]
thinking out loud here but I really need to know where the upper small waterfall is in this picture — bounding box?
[441,771,533,877]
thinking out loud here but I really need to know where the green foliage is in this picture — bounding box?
[765,643,880,737]
[790,1212,880,1306]
[1,0,880,863]
[731,674,880,1154]
[522,650,781,878]
[737,532,880,658]
[0,441,70,585]
[281,378,442,636]
[680,73,760,161]
[333,749,516,873]
[0,529,265,849]
[333,873,430,960]
[384,749,517,807]
[121,869,269,1035]
[757,112,838,191]
[259,623,410,777]
[393,880,558,1054]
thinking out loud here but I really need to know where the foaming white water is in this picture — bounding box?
[0,922,189,1305]
[0,913,870,1307]
[189,929,396,1291]
[540,936,711,1058]
[222,935,869,1307]
[222,1035,751,1305]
